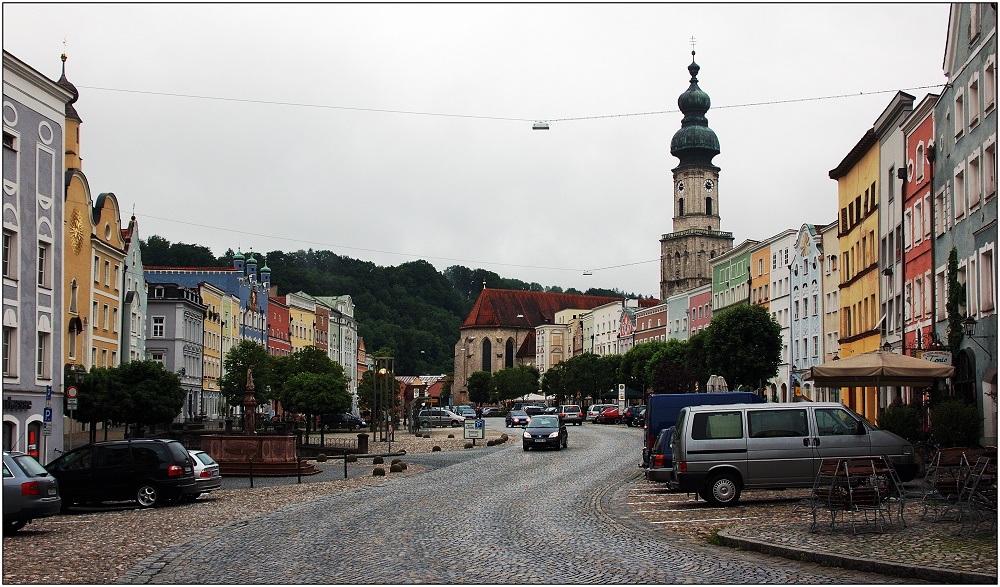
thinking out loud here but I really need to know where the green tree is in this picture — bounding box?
[619,342,667,393]
[221,340,274,407]
[281,371,351,431]
[703,304,781,390]
[72,362,185,438]
[540,363,570,403]
[115,360,186,431]
[647,339,696,395]
[467,371,493,405]
[492,366,540,403]
[946,247,966,357]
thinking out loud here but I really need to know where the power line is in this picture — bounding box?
[79,83,946,125]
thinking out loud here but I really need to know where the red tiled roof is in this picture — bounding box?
[461,288,658,330]
[516,330,536,358]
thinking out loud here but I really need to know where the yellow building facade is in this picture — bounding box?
[830,129,881,421]
[750,245,771,308]
[61,79,124,373]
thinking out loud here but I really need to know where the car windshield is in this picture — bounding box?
[193,452,217,465]
[527,416,559,428]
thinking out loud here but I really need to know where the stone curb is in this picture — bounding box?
[717,530,999,585]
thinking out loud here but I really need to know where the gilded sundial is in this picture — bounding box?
[69,210,85,254]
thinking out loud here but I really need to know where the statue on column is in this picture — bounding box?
[243,364,258,435]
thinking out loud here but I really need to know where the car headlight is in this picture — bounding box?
[548,431,560,438]
[523,431,531,439]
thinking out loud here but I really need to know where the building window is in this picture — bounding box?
[955,88,965,139]
[37,242,51,288]
[101,348,108,367]
[36,332,50,378]
[112,307,119,333]
[916,143,925,182]
[69,279,78,314]
[2,326,14,376]
[985,56,996,113]
[969,151,982,210]
[104,260,110,286]
[981,247,995,313]
[985,138,997,200]
[969,74,981,129]
[955,166,966,221]
[94,255,100,282]
[1,230,15,279]
[114,264,120,290]
[152,316,165,338]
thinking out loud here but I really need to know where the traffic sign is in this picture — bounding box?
[43,407,53,422]
[67,398,78,410]
[66,386,79,399]
[46,385,52,400]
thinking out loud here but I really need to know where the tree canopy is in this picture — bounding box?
[703,303,781,390]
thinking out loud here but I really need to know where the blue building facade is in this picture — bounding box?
[2,51,73,461]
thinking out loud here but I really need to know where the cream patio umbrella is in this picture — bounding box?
[805,349,955,388]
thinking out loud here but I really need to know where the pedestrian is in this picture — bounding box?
[475,407,483,419]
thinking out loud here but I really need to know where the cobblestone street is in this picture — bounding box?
[118,421,915,584]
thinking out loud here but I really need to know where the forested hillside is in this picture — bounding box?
[140,235,647,375]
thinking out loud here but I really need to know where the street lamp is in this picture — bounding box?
[962,316,993,360]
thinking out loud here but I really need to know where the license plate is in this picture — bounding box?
[47,487,57,496]
[534,438,546,443]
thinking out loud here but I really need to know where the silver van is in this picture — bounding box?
[668,402,917,506]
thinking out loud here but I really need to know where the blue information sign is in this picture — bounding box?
[43,407,53,422]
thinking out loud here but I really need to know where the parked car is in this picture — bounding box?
[481,407,499,417]
[558,405,584,425]
[457,407,477,419]
[623,405,646,427]
[644,428,673,483]
[186,450,222,500]
[668,402,918,506]
[586,404,617,422]
[321,413,367,430]
[3,451,61,534]
[595,407,622,424]
[45,439,198,510]
[522,415,568,451]
[417,409,465,428]
[505,410,530,427]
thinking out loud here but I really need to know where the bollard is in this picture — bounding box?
[249,458,254,488]
[297,458,302,484]
[344,454,348,479]
[357,433,369,455]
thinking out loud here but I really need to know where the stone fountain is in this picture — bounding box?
[201,365,317,476]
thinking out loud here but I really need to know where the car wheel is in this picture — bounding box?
[136,484,160,508]
[420,421,430,429]
[614,417,622,424]
[451,421,461,427]
[701,473,742,507]
[3,519,27,535]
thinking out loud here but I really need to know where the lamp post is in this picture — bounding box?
[962,317,993,360]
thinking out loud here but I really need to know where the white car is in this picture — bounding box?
[186,450,222,500]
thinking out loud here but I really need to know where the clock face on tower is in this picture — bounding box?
[704,179,715,192]
[676,180,685,193]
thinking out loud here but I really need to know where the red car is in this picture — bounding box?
[594,407,622,424]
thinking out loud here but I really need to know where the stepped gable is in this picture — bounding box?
[460,288,658,329]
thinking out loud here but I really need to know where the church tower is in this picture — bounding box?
[659,51,734,300]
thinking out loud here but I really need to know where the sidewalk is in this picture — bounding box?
[628,479,997,584]
[718,500,997,584]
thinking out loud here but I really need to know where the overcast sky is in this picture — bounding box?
[3,3,950,298]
